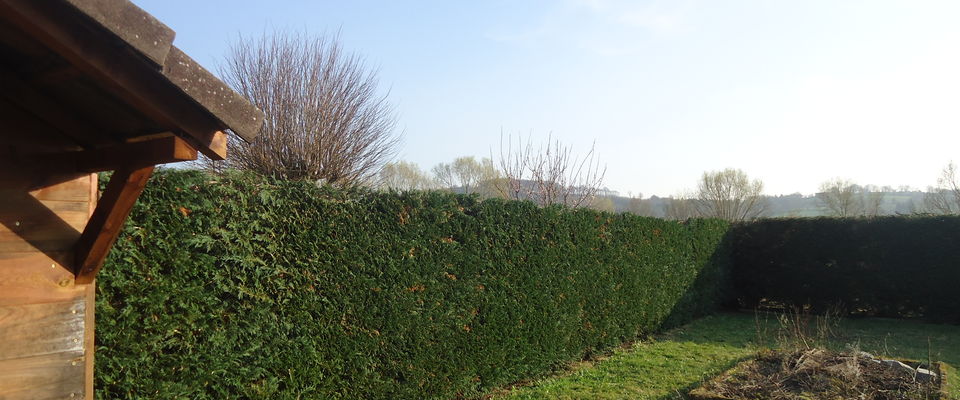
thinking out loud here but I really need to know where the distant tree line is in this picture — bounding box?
[923,161,960,214]
[376,135,609,210]
[201,30,960,222]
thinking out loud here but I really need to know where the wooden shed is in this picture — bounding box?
[0,1,263,398]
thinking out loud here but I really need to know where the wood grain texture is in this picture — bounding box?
[0,350,85,400]
[0,199,89,215]
[88,173,97,217]
[28,175,93,202]
[32,134,199,173]
[0,199,86,253]
[75,166,153,283]
[0,298,85,361]
[0,174,92,202]
[0,251,81,307]
[0,160,95,398]
[0,173,92,263]
[0,175,91,260]
[83,175,96,399]
[82,282,94,398]
[0,172,94,306]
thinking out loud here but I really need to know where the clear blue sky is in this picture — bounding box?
[135,0,960,197]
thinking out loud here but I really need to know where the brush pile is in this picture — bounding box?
[692,349,943,400]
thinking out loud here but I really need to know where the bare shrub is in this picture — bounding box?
[773,305,843,352]
[923,161,960,214]
[208,31,400,186]
[495,133,606,208]
[694,168,767,221]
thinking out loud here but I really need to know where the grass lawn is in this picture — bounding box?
[493,312,960,399]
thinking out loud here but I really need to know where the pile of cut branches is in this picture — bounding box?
[692,349,944,400]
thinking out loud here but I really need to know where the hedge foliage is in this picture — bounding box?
[731,217,960,322]
[95,170,732,399]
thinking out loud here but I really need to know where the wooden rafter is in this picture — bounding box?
[74,166,154,284]
[34,135,198,173]
[0,97,85,154]
[0,0,230,159]
[31,64,83,85]
[0,65,110,149]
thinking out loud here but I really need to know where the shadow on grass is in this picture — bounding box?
[650,352,751,400]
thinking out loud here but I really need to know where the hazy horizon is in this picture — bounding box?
[138,0,960,198]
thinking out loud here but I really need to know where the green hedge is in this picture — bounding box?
[95,170,732,399]
[730,217,960,322]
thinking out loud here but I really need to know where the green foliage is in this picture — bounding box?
[95,170,731,399]
[731,217,960,322]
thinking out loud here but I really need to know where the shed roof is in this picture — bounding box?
[0,0,264,160]
[0,0,266,284]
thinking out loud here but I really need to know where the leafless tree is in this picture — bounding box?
[817,179,888,217]
[694,169,767,221]
[862,185,886,217]
[816,179,859,216]
[817,178,862,217]
[923,162,960,214]
[206,31,400,186]
[663,194,699,220]
[432,156,501,196]
[377,161,436,191]
[495,133,606,208]
[626,193,655,217]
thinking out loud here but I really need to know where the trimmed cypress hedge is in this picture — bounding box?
[730,217,960,322]
[95,170,732,399]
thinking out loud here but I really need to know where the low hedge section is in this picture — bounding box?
[731,216,960,322]
[95,170,732,399]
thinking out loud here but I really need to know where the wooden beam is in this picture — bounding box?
[0,97,85,154]
[73,166,153,284]
[0,65,109,149]
[33,135,198,173]
[0,1,230,159]
[30,64,83,85]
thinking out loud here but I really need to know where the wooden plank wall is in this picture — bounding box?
[0,172,96,399]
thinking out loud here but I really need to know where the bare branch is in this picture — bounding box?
[495,133,606,208]
[817,178,863,217]
[694,169,766,221]
[200,30,400,186]
[923,161,960,214]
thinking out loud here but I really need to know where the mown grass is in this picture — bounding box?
[494,312,960,399]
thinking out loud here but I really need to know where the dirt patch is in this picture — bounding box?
[691,349,945,400]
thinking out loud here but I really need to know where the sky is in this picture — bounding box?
[134,0,960,197]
